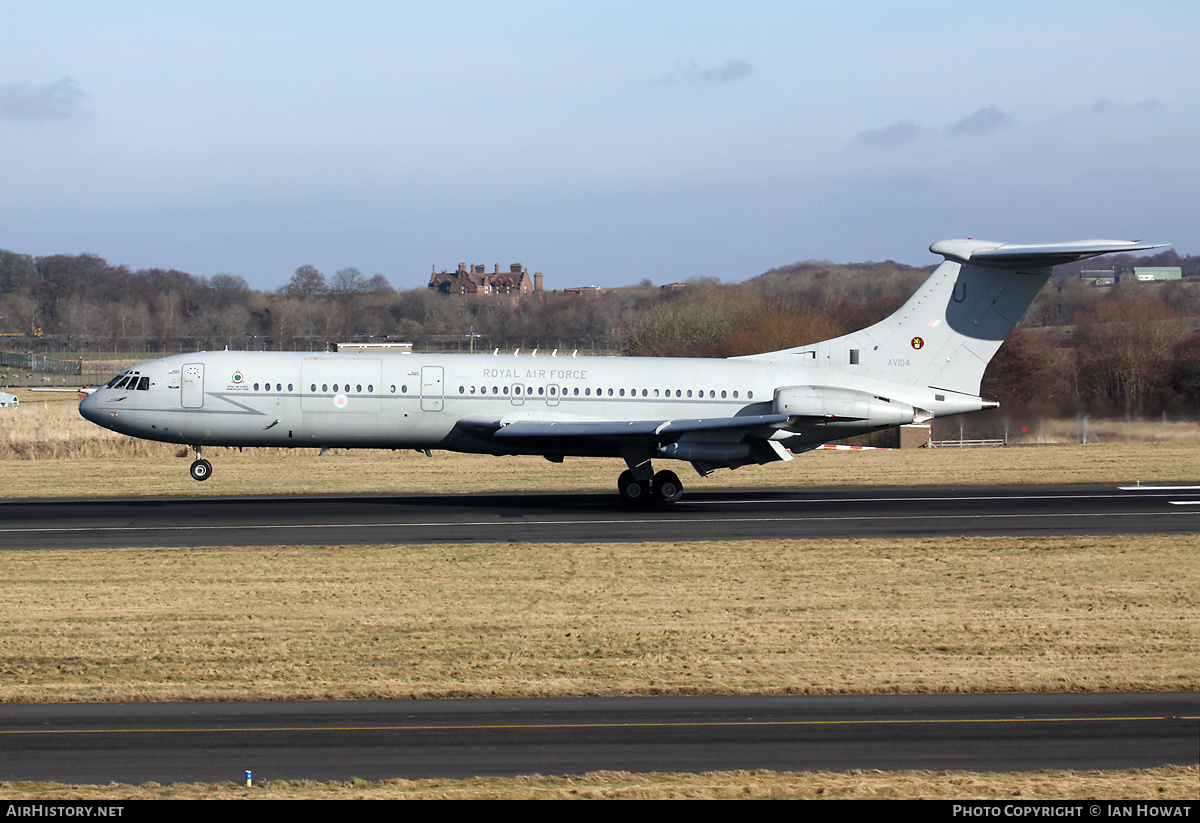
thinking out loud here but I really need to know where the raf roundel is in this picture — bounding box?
[910,337,924,350]
[333,394,349,409]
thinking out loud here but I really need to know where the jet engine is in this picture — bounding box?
[773,385,919,429]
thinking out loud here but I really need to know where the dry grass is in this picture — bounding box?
[1,536,1195,703]
[1010,416,1200,445]
[1,766,1195,799]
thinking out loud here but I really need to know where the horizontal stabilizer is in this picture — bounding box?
[930,239,1169,269]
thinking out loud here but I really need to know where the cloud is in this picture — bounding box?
[695,59,755,85]
[653,59,755,86]
[946,105,1014,137]
[855,120,920,150]
[0,77,91,120]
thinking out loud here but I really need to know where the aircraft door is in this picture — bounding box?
[181,363,204,408]
[510,383,525,406]
[546,384,561,407]
[421,366,444,412]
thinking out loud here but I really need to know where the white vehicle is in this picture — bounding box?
[79,238,1165,504]
[0,392,17,408]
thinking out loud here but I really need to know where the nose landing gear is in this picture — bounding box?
[188,446,212,482]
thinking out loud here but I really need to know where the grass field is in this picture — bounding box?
[3,536,1195,703]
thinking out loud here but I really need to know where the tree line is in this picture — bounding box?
[1,246,1197,417]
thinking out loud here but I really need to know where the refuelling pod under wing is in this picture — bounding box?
[773,385,922,429]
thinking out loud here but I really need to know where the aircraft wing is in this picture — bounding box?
[457,411,845,473]
[490,413,800,440]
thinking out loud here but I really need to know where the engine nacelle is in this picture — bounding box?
[773,385,916,429]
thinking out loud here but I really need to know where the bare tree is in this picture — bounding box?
[285,265,327,298]
[331,267,368,295]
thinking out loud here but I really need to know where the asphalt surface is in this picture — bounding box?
[4,483,1200,550]
[1,692,1195,784]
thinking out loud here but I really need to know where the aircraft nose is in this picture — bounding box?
[78,391,104,425]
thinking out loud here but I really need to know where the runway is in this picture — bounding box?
[3,483,1200,550]
[1,692,1195,784]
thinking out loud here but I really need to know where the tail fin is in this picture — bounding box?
[746,239,1168,404]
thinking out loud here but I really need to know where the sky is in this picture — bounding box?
[0,1,1194,291]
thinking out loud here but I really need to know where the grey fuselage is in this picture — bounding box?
[78,348,963,459]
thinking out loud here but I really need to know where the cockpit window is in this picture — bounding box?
[104,371,150,391]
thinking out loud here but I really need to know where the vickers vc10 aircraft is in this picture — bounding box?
[80,238,1165,505]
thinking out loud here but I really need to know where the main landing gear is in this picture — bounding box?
[617,468,683,507]
[189,446,212,482]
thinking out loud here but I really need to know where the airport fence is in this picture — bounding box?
[0,351,82,377]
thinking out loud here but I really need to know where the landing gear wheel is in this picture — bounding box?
[652,470,684,505]
[189,459,212,482]
[617,469,651,506]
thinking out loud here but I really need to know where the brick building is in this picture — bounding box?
[429,263,543,296]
